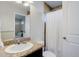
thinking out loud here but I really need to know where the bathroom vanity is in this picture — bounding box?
[0,39,44,57]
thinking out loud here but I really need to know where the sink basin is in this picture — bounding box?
[5,42,33,53]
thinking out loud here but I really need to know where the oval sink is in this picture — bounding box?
[5,42,33,53]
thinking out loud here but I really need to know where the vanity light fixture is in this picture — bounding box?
[23,3,29,7]
[15,1,34,7]
[27,1,34,3]
[16,1,22,4]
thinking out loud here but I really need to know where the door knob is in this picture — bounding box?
[63,37,67,40]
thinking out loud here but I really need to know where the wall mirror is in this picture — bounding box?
[15,13,25,38]
[0,1,30,41]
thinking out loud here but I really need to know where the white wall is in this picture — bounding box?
[0,17,4,47]
[0,19,1,41]
[46,9,63,56]
[24,15,30,37]
[30,2,44,41]
[0,2,27,41]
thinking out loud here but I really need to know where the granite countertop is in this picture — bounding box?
[0,40,44,57]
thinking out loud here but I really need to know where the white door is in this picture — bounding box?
[62,2,79,57]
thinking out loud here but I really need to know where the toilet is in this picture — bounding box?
[43,50,56,57]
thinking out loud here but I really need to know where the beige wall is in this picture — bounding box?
[0,2,27,41]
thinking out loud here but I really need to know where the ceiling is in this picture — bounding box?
[13,1,62,12]
[45,1,62,8]
[26,1,62,11]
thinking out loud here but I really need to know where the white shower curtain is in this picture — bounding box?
[46,9,63,56]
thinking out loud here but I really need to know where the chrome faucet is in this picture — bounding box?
[14,38,21,44]
[17,40,20,44]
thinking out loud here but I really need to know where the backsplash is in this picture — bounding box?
[3,37,31,46]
